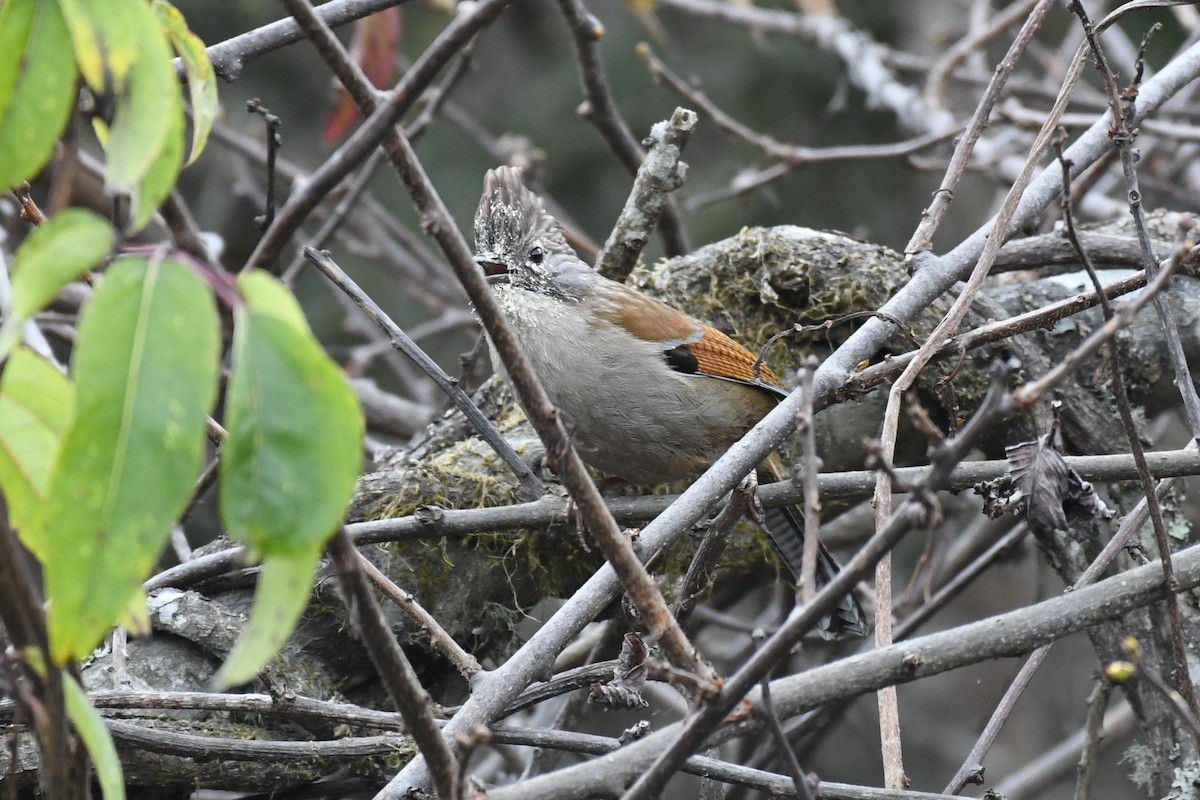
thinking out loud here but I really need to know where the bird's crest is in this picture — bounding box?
[474,166,571,265]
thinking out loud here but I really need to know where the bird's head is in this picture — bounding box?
[473,166,585,299]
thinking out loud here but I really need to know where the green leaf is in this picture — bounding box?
[152,0,216,166]
[1,208,114,358]
[0,0,36,130]
[8,207,113,321]
[214,270,362,687]
[58,0,178,192]
[0,348,74,558]
[42,257,219,664]
[212,550,321,689]
[127,92,183,232]
[0,0,77,193]
[64,674,126,800]
[220,270,364,557]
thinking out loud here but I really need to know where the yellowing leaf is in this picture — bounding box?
[58,0,179,193]
[104,7,177,193]
[152,0,216,165]
[56,0,140,93]
[43,257,219,664]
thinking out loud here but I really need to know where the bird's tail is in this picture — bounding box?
[757,457,869,640]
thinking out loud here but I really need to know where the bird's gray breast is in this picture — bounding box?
[488,286,746,483]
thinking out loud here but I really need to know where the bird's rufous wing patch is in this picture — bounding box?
[592,289,784,391]
[686,325,783,388]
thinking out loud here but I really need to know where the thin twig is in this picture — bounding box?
[245,99,281,232]
[907,0,1054,254]
[843,265,1152,398]
[191,0,408,82]
[1054,118,1197,721]
[280,148,387,286]
[554,0,689,256]
[1073,678,1111,800]
[1074,2,1200,441]
[325,529,460,800]
[244,0,510,271]
[279,23,475,287]
[11,183,47,225]
[302,246,544,500]
[672,477,750,626]
[84,714,967,800]
[894,524,1028,640]
[1074,0,1200,718]
[657,0,956,137]
[1013,244,1181,407]
[638,43,959,212]
[752,631,814,800]
[142,446,1200,597]
[924,0,1040,109]
[354,549,482,678]
[797,356,821,607]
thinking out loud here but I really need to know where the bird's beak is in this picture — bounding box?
[474,254,510,284]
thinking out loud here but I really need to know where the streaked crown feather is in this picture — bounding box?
[473,166,572,266]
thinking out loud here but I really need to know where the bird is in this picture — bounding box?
[472,166,867,639]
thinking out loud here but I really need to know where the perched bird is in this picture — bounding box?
[473,166,867,639]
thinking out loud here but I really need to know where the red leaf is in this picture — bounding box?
[322,8,403,143]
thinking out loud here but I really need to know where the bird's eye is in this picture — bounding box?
[528,246,544,264]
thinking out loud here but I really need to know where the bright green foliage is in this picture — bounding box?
[221,270,365,556]
[0,348,74,558]
[0,209,114,357]
[214,270,364,687]
[152,0,216,165]
[41,257,219,664]
[64,674,126,800]
[8,209,113,321]
[0,0,77,192]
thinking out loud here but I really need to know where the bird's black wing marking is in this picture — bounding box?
[662,344,699,374]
